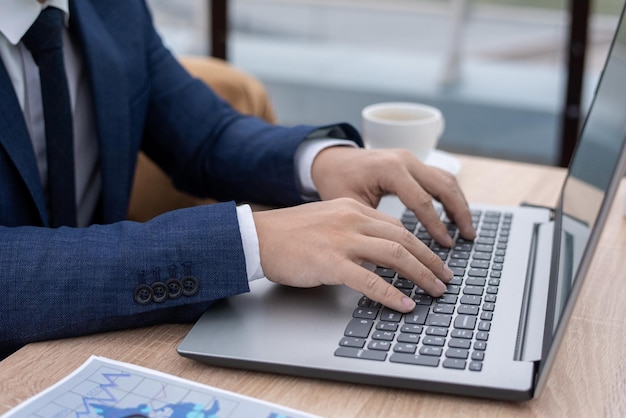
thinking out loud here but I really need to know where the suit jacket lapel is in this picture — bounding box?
[0,59,48,225]
[70,0,132,224]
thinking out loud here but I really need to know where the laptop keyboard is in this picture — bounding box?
[335,207,512,371]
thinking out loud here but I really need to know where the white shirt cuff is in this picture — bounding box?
[236,204,265,282]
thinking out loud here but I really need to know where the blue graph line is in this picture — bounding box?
[75,370,131,418]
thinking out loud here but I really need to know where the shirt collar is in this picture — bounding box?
[0,0,70,45]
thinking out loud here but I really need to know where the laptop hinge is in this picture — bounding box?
[514,220,554,362]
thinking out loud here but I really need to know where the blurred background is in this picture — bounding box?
[146,0,623,166]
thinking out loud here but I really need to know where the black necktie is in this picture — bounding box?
[22,7,77,227]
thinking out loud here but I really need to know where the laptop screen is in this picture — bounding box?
[541,4,626,372]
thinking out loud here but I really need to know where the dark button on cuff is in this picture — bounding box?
[134,284,153,305]
[181,276,199,296]
[166,278,183,299]
[151,281,168,303]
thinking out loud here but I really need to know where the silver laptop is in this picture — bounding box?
[178,5,626,401]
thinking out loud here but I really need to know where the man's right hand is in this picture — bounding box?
[253,198,454,313]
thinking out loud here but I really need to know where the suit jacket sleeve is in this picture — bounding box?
[0,0,362,349]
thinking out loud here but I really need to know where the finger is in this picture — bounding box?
[341,263,417,313]
[358,218,454,284]
[427,170,476,240]
[351,233,450,296]
[386,171,454,247]
[408,164,476,241]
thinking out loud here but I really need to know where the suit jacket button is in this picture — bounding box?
[151,282,168,303]
[182,276,199,296]
[166,278,183,299]
[134,284,153,305]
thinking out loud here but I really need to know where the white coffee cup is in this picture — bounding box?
[361,102,445,161]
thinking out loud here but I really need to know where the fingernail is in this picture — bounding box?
[443,265,454,281]
[436,279,447,294]
[402,296,416,311]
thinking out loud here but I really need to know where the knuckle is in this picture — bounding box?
[440,173,458,190]
[388,241,406,261]
[395,148,414,161]
[423,248,442,267]
[399,227,416,246]
[363,272,397,302]
[380,281,400,302]
[414,193,434,209]
[363,271,383,294]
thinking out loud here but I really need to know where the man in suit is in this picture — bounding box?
[0,0,475,356]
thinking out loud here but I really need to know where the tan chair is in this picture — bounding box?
[127,56,277,222]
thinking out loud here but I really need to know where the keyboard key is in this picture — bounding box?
[390,353,440,367]
[376,322,399,332]
[394,278,415,289]
[469,361,483,371]
[368,340,392,351]
[458,304,479,315]
[471,351,485,361]
[454,315,477,330]
[442,358,467,370]
[380,308,403,322]
[476,331,489,341]
[433,303,455,315]
[427,314,452,327]
[485,294,497,303]
[423,336,446,346]
[393,343,417,354]
[353,307,378,320]
[451,329,474,339]
[474,244,494,253]
[448,338,471,349]
[446,348,469,359]
[480,311,493,321]
[468,268,488,278]
[419,346,443,357]
[478,321,491,332]
[400,324,423,334]
[372,330,395,341]
[465,277,486,286]
[451,251,470,260]
[470,260,490,269]
[482,302,495,312]
[472,252,492,261]
[413,294,434,305]
[448,259,467,268]
[474,341,487,351]
[426,327,448,337]
[463,286,484,296]
[476,237,495,245]
[397,333,420,344]
[460,295,482,305]
[335,347,386,361]
[437,295,458,305]
[405,305,429,324]
[344,319,374,338]
[339,337,366,348]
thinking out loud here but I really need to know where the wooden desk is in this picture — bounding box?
[1,155,625,417]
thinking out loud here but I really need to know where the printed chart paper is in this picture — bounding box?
[2,356,319,418]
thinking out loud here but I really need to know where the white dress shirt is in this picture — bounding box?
[0,0,355,282]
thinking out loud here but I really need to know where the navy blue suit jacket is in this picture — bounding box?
[0,0,361,350]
